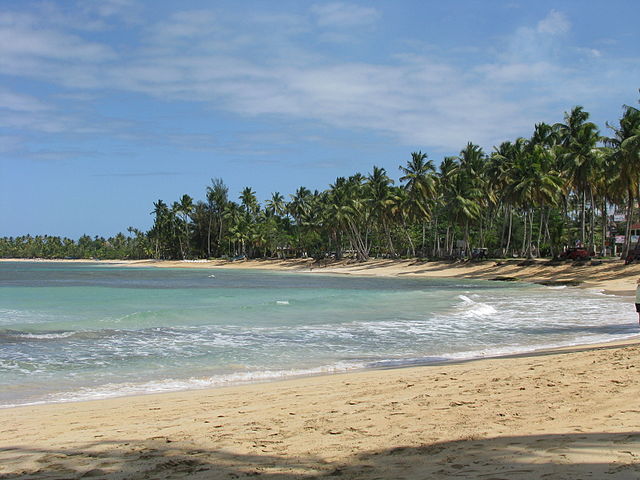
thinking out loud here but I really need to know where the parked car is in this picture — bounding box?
[471,247,488,260]
[560,247,591,261]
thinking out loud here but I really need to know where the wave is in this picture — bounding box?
[7,331,75,340]
[456,294,498,318]
[5,323,639,409]
[0,361,366,408]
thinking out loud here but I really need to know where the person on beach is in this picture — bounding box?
[636,277,640,325]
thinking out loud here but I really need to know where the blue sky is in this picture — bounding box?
[1,0,639,238]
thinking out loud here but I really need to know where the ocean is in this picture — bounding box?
[0,261,635,408]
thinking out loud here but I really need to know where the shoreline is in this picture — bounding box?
[3,256,640,295]
[4,333,639,412]
[2,259,640,478]
[1,338,639,479]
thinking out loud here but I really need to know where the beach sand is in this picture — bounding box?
[1,258,640,479]
[11,256,638,292]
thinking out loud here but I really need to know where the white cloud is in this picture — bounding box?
[80,0,140,20]
[503,9,571,64]
[587,48,602,58]
[311,2,380,28]
[151,10,218,39]
[1,5,637,155]
[0,13,115,62]
[0,89,50,112]
[537,10,570,36]
[476,61,564,83]
[0,134,23,153]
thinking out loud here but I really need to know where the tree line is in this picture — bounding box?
[2,96,639,262]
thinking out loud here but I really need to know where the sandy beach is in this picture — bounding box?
[1,258,640,479]
[7,256,640,293]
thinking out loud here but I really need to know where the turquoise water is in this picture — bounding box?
[0,261,636,407]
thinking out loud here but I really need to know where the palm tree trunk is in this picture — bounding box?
[581,190,586,246]
[589,190,596,255]
[500,206,507,256]
[207,215,212,258]
[383,218,396,257]
[623,191,634,258]
[403,219,415,257]
[536,206,545,256]
[545,218,554,259]
[217,214,224,256]
[600,198,608,257]
[526,211,534,259]
[432,214,439,258]
[505,208,513,257]
[182,216,190,260]
[521,212,527,257]
[464,220,470,258]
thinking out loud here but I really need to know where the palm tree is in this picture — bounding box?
[531,122,558,149]
[150,200,171,259]
[448,143,486,257]
[388,186,418,256]
[326,174,372,262]
[367,166,396,257]
[436,156,461,256]
[503,143,564,258]
[554,106,601,248]
[266,192,286,218]
[206,178,229,257]
[288,187,312,256]
[488,140,520,256]
[239,187,259,216]
[605,99,640,257]
[399,151,437,255]
[173,194,194,259]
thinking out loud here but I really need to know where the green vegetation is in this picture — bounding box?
[2,97,639,261]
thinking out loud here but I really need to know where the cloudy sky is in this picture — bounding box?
[1,0,639,237]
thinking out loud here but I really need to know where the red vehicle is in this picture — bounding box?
[560,247,591,261]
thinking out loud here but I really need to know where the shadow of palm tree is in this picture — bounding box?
[1,431,638,479]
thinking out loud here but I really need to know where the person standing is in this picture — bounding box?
[636,277,640,325]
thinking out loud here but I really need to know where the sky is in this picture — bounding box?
[1,0,639,238]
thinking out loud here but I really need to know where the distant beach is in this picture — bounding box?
[3,256,636,293]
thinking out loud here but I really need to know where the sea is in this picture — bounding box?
[0,261,636,408]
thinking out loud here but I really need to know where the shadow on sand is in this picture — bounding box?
[1,431,638,479]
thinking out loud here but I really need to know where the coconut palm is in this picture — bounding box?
[503,143,564,258]
[239,187,259,216]
[206,178,229,257]
[448,143,487,257]
[173,194,194,259]
[367,166,396,256]
[399,151,437,217]
[287,187,313,256]
[605,100,640,256]
[399,151,437,255]
[266,192,286,218]
[554,106,601,248]
[150,200,171,259]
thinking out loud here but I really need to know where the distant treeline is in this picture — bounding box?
[0,230,149,260]
[2,96,639,261]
